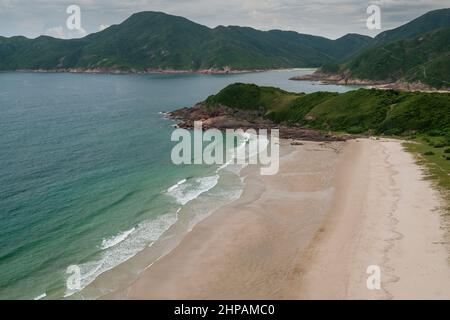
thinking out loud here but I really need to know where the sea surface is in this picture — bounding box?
[0,69,356,299]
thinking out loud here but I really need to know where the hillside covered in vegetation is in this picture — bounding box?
[341,27,450,89]
[0,11,372,72]
[205,83,450,137]
[309,9,450,89]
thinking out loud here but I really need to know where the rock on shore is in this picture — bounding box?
[289,71,449,92]
[167,103,351,142]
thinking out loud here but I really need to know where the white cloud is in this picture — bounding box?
[45,25,87,39]
[1,0,449,39]
[45,26,65,38]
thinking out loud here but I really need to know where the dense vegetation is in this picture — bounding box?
[1,8,448,86]
[343,28,450,88]
[206,83,450,202]
[205,83,300,110]
[373,8,450,45]
[0,11,372,71]
[206,83,450,136]
[324,9,450,89]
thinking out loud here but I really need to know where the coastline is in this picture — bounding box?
[290,72,450,92]
[101,138,449,299]
[3,67,313,76]
[106,139,343,299]
[167,105,354,142]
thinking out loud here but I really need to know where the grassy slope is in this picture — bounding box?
[323,9,450,89]
[404,137,450,211]
[344,28,450,88]
[208,83,450,135]
[206,83,450,209]
[206,83,301,111]
[373,8,450,45]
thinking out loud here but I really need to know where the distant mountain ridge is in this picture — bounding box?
[373,8,450,44]
[0,11,372,72]
[1,8,449,83]
[346,27,450,89]
[311,8,450,89]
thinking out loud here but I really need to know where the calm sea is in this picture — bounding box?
[0,70,355,299]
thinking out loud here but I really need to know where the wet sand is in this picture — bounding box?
[106,139,450,299]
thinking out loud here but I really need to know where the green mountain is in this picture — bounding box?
[2,9,447,80]
[205,83,450,136]
[321,9,450,89]
[0,11,372,72]
[374,8,450,44]
[345,28,450,89]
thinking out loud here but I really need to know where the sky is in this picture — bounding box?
[0,0,448,40]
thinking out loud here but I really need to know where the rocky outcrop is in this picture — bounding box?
[167,103,351,142]
[290,70,449,92]
[290,71,388,86]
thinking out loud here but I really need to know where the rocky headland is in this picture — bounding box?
[167,103,352,142]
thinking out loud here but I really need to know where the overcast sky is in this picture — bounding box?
[0,0,448,40]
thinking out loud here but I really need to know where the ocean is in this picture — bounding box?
[0,69,355,299]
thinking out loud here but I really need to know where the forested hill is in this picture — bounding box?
[0,11,373,72]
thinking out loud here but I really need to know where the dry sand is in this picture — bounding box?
[109,139,450,300]
[293,139,450,299]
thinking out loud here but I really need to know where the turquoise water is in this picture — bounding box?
[0,70,355,299]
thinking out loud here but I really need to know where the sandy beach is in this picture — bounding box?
[104,139,450,300]
[293,139,450,299]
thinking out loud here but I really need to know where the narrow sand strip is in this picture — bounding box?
[113,139,450,299]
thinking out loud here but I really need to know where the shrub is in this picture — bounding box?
[424,151,435,156]
[428,130,444,137]
[347,126,366,134]
[320,63,340,74]
[383,128,403,136]
[445,148,450,154]
[445,134,450,143]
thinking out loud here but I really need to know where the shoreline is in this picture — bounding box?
[290,72,450,93]
[167,105,355,142]
[106,139,343,299]
[70,164,245,300]
[0,67,314,76]
[100,138,449,299]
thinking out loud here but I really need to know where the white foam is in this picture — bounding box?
[100,227,136,250]
[167,175,219,205]
[167,179,187,193]
[64,212,178,298]
[34,293,47,300]
[233,131,268,161]
[63,172,234,298]
[216,159,233,173]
